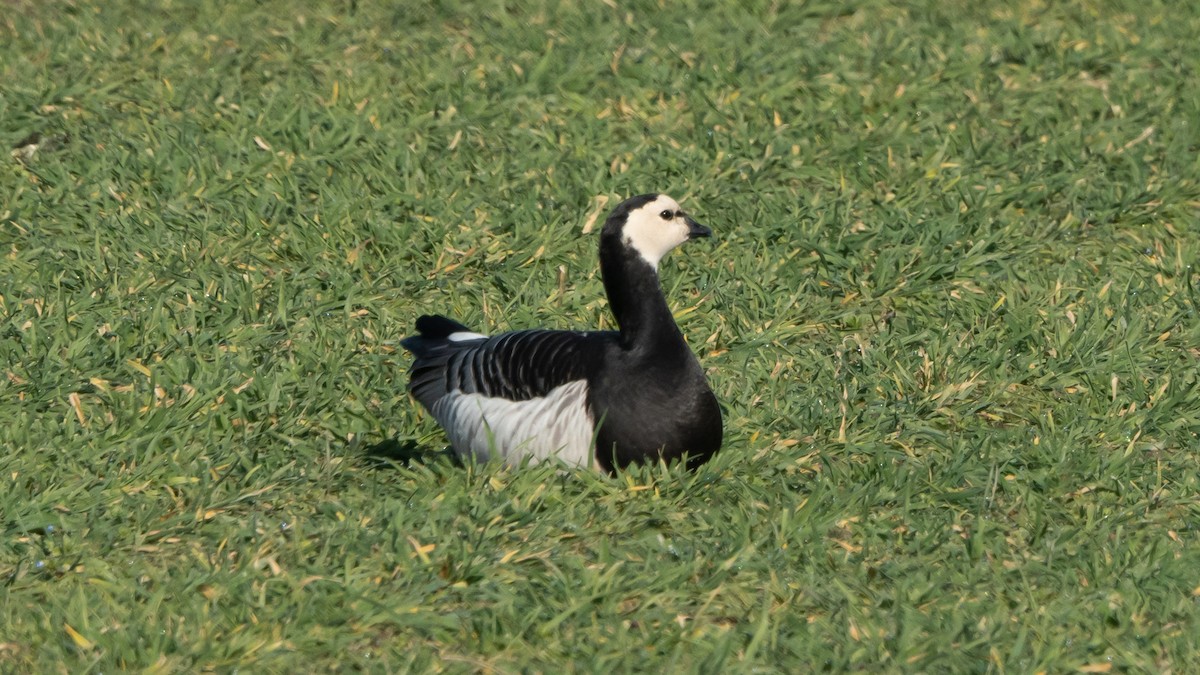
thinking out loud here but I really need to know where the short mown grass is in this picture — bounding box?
[3,0,1200,671]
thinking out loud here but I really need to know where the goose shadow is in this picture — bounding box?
[359,437,458,469]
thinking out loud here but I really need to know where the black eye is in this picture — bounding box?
[659,210,673,220]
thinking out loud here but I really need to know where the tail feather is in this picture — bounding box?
[401,315,485,407]
[414,315,472,339]
[400,314,477,357]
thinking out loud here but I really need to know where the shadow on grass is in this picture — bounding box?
[360,437,457,469]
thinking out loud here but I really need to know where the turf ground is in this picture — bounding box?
[3,0,1200,671]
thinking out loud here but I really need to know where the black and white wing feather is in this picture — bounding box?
[400,315,606,467]
[402,316,596,406]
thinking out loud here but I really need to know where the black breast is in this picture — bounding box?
[588,346,723,472]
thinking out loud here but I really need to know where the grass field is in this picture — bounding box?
[4,0,1200,671]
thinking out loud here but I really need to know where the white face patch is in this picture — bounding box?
[621,195,693,267]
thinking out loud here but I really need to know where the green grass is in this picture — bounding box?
[3,0,1200,671]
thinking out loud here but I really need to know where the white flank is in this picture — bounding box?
[431,379,594,468]
[448,331,488,342]
[622,195,690,267]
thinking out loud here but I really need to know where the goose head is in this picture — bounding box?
[601,194,711,268]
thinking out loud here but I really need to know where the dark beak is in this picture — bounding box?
[685,216,712,239]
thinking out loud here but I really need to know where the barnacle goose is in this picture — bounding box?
[400,194,722,473]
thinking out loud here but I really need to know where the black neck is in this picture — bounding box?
[599,235,684,351]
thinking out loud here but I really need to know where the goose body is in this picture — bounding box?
[400,194,722,472]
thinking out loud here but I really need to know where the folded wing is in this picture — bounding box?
[401,315,607,466]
